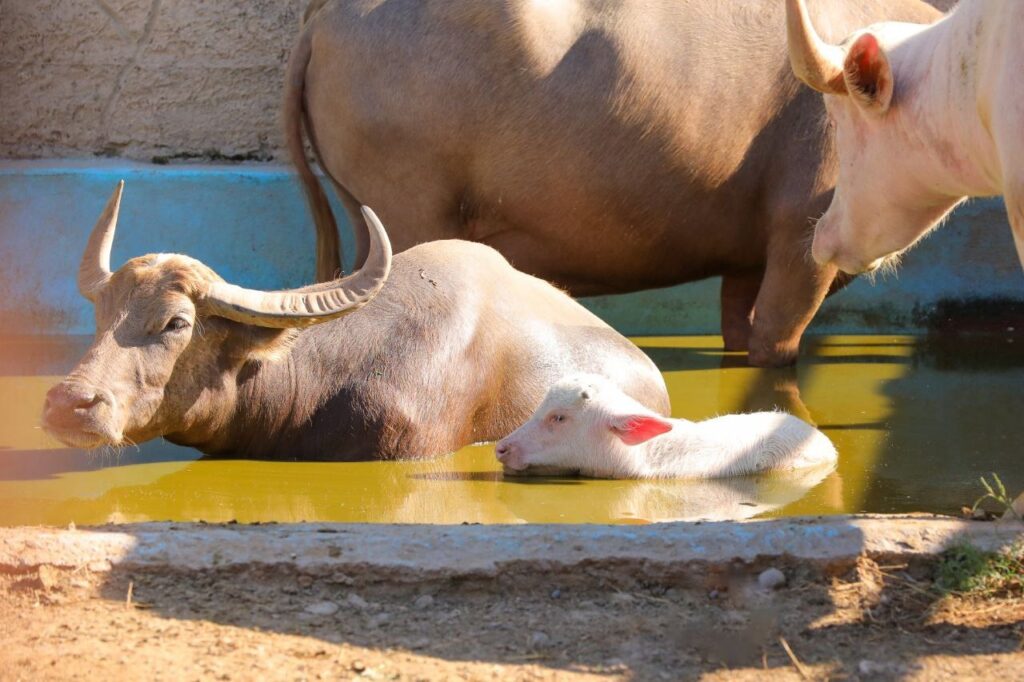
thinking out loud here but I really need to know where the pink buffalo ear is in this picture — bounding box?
[609,414,673,446]
[843,32,893,113]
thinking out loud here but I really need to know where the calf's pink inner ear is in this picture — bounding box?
[610,415,673,446]
[843,32,892,111]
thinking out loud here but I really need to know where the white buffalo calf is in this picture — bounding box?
[786,0,1024,274]
[495,374,837,479]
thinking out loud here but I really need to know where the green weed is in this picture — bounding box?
[935,541,1024,598]
[971,473,1021,521]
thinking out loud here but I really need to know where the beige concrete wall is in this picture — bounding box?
[0,0,958,162]
[1,0,306,162]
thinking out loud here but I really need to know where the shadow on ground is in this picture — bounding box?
[64,519,1023,679]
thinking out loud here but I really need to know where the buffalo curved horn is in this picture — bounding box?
[78,180,124,301]
[786,0,847,95]
[203,206,392,328]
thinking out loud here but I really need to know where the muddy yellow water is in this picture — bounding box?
[1,335,1020,526]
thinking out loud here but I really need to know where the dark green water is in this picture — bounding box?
[1,334,1020,525]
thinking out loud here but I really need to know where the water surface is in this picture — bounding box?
[1,334,1020,525]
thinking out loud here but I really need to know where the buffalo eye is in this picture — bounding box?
[162,316,191,333]
[549,414,566,424]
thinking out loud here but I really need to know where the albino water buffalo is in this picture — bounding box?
[42,183,668,460]
[285,0,941,367]
[787,0,1023,274]
[496,373,836,479]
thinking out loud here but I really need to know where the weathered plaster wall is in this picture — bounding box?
[0,0,958,162]
[0,0,306,161]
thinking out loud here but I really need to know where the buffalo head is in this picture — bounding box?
[42,182,392,450]
[786,0,962,275]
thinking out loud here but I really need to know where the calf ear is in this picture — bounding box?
[843,32,893,113]
[609,414,673,446]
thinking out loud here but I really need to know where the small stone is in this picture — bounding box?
[610,592,635,605]
[350,660,366,673]
[758,568,787,590]
[37,565,60,591]
[304,601,340,616]
[708,589,720,599]
[720,610,747,626]
[346,593,369,610]
[297,575,314,588]
[368,612,391,628]
[87,560,112,573]
[858,659,915,676]
[550,589,562,599]
[1006,492,1024,520]
[529,631,550,649]
[413,594,434,609]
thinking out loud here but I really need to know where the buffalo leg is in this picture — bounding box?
[720,270,762,352]
[747,244,838,367]
[1006,188,1024,271]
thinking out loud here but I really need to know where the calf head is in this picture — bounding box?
[495,374,672,477]
[42,182,392,450]
[787,0,961,274]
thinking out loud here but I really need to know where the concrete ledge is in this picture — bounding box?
[2,517,1021,583]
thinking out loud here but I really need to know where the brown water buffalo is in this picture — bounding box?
[42,183,668,460]
[284,0,942,367]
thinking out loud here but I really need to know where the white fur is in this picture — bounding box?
[496,373,837,479]
[795,0,1024,273]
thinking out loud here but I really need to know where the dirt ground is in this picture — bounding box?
[1,555,1021,681]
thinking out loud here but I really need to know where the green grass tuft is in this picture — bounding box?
[935,541,1024,598]
[971,473,1020,520]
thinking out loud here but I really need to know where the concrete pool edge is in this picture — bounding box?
[2,516,1022,583]
[2,160,1023,337]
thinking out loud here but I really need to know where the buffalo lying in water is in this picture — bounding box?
[42,183,668,460]
[285,0,942,367]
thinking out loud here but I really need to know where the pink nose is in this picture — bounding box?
[495,440,525,470]
[810,223,839,267]
[495,440,515,462]
[43,382,108,429]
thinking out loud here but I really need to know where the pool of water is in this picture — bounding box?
[1,334,1020,525]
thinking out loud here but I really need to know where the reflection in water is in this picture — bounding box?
[0,334,1020,525]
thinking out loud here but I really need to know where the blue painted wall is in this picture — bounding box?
[2,160,1022,336]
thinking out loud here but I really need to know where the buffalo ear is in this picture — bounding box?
[609,414,673,446]
[843,32,893,113]
[215,318,297,364]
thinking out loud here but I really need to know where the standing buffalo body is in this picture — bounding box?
[285,0,941,367]
[787,0,1024,274]
[42,184,668,460]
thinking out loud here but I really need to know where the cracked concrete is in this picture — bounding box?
[0,0,959,163]
[99,0,162,136]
